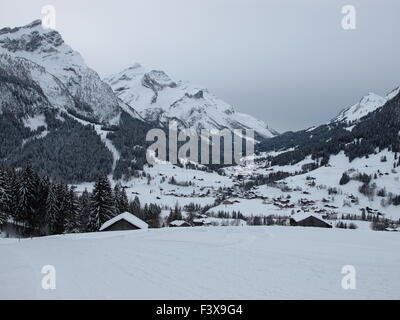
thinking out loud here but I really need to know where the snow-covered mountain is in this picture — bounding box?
[0,20,120,123]
[259,85,400,170]
[0,20,155,182]
[0,54,75,115]
[105,63,278,138]
[332,87,400,124]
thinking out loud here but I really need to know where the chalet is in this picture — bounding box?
[290,213,332,228]
[385,226,400,232]
[0,219,30,238]
[299,199,315,206]
[99,212,148,232]
[169,220,192,228]
[223,200,234,205]
[193,218,213,227]
[324,204,338,209]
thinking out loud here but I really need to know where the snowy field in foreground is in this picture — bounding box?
[0,227,399,300]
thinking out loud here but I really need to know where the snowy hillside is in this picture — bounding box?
[0,54,75,115]
[213,150,400,223]
[105,63,278,138]
[1,226,399,299]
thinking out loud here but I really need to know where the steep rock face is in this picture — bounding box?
[0,20,120,123]
[105,63,279,138]
[0,54,75,116]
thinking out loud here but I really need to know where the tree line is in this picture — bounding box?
[0,163,162,237]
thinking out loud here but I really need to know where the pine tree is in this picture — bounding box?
[55,183,69,234]
[339,172,350,185]
[16,164,42,235]
[45,182,68,235]
[88,175,115,232]
[79,189,91,232]
[64,188,81,234]
[114,183,129,214]
[37,175,50,233]
[167,202,182,223]
[46,183,60,235]
[129,196,142,218]
[185,202,197,223]
[7,168,19,222]
[0,168,11,224]
[144,203,161,228]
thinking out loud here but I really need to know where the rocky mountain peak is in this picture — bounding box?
[105,63,278,138]
[0,20,120,123]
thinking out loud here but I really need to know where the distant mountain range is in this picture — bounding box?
[258,87,400,167]
[332,89,399,124]
[0,20,279,182]
[105,63,278,138]
[0,19,399,183]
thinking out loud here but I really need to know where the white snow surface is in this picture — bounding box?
[104,63,278,138]
[99,212,148,231]
[0,226,399,299]
[23,114,47,131]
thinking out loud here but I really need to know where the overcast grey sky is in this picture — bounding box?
[1,0,399,132]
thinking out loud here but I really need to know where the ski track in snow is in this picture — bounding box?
[65,114,121,172]
[0,226,399,300]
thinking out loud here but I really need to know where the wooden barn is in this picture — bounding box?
[169,220,192,228]
[99,212,148,232]
[192,218,213,227]
[290,213,332,228]
[0,219,30,238]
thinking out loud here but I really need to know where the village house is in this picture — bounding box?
[100,212,149,232]
[0,219,30,238]
[169,220,192,228]
[192,218,213,227]
[290,212,332,228]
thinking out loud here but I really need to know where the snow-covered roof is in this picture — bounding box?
[193,218,213,224]
[100,212,148,231]
[385,227,400,232]
[170,220,190,227]
[291,212,328,223]
[3,218,27,227]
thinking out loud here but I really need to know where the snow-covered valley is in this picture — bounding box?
[1,16,400,302]
[72,148,400,227]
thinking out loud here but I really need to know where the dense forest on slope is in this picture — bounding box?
[258,92,400,167]
[1,111,114,182]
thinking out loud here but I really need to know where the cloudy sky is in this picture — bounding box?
[1,0,399,132]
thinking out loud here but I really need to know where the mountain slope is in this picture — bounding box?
[105,63,278,138]
[258,86,400,166]
[0,21,153,182]
[0,20,121,124]
[0,54,75,115]
[332,88,399,125]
